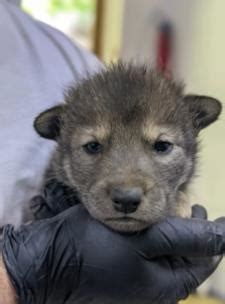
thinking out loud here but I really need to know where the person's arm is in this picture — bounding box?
[0,257,16,304]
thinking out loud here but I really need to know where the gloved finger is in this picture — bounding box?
[31,181,80,220]
[175,255,222,301]
[131,217,225,259]
[215,217,225,224]
[191,204,208,219]
[30,195,54,220]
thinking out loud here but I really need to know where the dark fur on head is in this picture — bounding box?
[34,63,222,232]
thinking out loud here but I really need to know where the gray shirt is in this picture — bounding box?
[0,0,102,227]
[7,0,21,5]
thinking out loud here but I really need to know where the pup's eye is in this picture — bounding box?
[83,142,102,154]
[153,141,173,154]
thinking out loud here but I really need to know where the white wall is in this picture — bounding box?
[121,0,197,78]
[98,0,124,63]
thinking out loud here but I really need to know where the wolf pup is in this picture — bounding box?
[34,63,222,232]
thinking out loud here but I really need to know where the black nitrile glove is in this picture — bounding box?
[31,179,80,219]
[2,202,225,304]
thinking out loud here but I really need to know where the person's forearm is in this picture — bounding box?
[0,256,17,304]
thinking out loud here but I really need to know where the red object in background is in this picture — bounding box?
[156,21,173,77]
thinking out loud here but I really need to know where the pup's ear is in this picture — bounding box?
[184,95,222,131]
[34,105,64,140]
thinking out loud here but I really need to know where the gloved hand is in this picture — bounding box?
[2,203,225,304]
[30,179,80,219]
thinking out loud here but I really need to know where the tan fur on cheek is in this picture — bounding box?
[63,157,76,187]
[175,191,191,218]
[0,257,17,304]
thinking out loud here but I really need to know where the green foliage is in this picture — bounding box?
[48,0,96,15]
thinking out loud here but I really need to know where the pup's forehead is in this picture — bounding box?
[66,64,184,117]
[65,64,188,137]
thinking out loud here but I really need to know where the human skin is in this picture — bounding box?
[0,257,16,304]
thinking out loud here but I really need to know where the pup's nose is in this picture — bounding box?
[111,187,142,214]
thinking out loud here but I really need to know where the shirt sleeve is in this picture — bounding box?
[6,0,21,6]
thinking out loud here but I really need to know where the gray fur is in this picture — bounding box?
[34,63,222,232]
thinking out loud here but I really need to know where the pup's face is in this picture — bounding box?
[35,64,222,232]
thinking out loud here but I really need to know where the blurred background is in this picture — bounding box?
[22,1,225,303]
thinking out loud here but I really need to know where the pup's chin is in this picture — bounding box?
[82,201,151,232]
[102,218,151,232]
